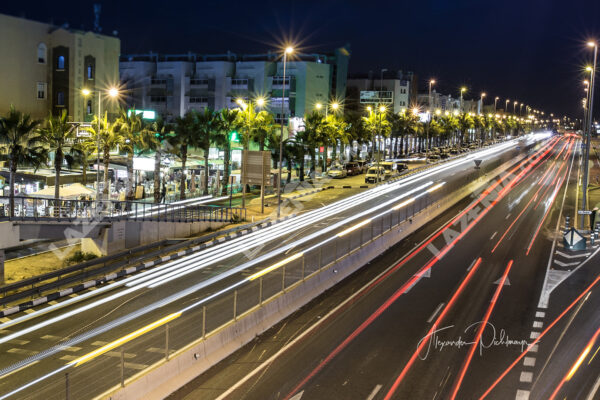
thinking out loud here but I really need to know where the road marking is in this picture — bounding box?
[467,258,479,271]
[530,332,540,339]
[515,389,530,400]
[555,251,590,259]
[493,276,511,286]
[0,318,10,324]
[105,351,136,359]
[6,339,29,345]
[529,344,539,353]
[47,301,58,305]
[23,309,35,314]
[519,371,533,383]
[7,348,37,356]
[91,341,108,346]
[366,384,382,400]
[555,260,579,267]
[535,311,545,318]
[289,391,304,400]
[506,213,512,220]
[427,303,445,323]
[62,346,82,352]
[587,373,600,400]
[490,231,497,240]
[40,335,61,340]
[59,355,78,361]
[258,349,266,361]
[533,321,543,329]
[523,357,536,367]
[124,362,148,370]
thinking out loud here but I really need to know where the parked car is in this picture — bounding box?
[396,162,409,172]
[328,165,347,179]
[428,154,441,161]
[345,162,361,176]
[379,161,398,178]
[365,167,386,183]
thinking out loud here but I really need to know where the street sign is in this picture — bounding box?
[563,227,586,251]
[474,159,482,169]
[241,150,270,186]
[578,210,593,215]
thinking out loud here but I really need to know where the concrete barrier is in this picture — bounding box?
[99,150,529,400]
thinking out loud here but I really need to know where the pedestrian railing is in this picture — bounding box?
[0,196,245,223]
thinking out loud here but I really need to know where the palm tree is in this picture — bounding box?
[115,110,146,201]
[70,135,96,185]
[456,113,474,146]
[216,108,241,195]
[392,111,419,156]
[325,114,350,162]
[0,106,45,216]
[362,110,391,163]
[86,113,123,198]
[170,111,198,200]
[302,111,326,174]
[252,111,276,151]
[39,110,79,201]
[149,117,173,203]
[196,108,219,196]
[439,114,458,147]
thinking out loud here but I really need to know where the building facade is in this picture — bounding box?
[346,70,416,114]
[119,46,350,123]
[0,13,121,121]
[416,90,461,113]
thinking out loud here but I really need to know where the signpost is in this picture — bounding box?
[474,159,482,169]
[563,227,586,251]
[241,150,270,213]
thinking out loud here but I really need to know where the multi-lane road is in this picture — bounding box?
[167,133,600,400]
[1,133,584,400]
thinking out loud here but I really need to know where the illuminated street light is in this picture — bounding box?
[277,45,293,218]
[582,40,597,228]
[315,102,322,110]
[460,87,467,112]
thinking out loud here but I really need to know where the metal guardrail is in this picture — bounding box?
[0,196,246,223]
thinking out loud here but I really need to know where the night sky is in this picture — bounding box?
[4,1,600,119]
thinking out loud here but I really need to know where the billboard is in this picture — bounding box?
[241,150,271,186]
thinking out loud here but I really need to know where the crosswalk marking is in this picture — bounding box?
[519,371,533,383]
[7,348,37,356]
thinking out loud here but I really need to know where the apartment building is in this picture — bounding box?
[0,12,120,121]
[346,70,416,114]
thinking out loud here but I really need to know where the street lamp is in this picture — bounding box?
[82,87,119,202]
[520,103,524,116]
[315,102,322,111]
[505,99,510,114]
[494,96,499,111]
[277,46,293,218]
[480,92,486,114]
[376,105,386,182]
[460,87,467,112]
[428,79,436,113]
[581,41,597,228]
[427,79,436,161]
[513,100,518,114]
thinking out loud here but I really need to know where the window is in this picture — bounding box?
[57,55,65,70]
[37,43,47,64]
[190,97,208,103]
[87,65,94,79]
[273,76,290,85]
[57,91,65,106]
[86,99,92,114]
[151,78,167,85]
[150,96,166,103]
[36,82,46,99]
[190,78,208,85]
[231,79,248,85]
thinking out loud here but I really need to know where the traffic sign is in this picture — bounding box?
[474,159,482,169]
[563,227,586,251]
[578,210,593,215]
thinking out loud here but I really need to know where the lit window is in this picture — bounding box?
[57,91,65,106]
[37,82,46,99]
[87,65,94,79]
[57,55,65,70]
[37,43,47,64]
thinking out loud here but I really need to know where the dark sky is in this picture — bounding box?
[4,1,600,119]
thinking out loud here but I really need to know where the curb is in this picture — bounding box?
[0,214,297,318]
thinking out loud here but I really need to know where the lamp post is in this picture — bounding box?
[460,87,467,112]
[377,105,386,183]
[427,79,436,162]
[582,42,597,229]
[82,87,118,202]
[494,96,499,112]
[513,101,518,114]
[505,99,510,114]
[380,68,388,92]
[277,46,293,218]
[520,103,524,116]
[479,92,486,115]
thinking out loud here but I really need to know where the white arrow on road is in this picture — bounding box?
[555,260,580,267]
[493,276,511,286]
[289,391,304,400]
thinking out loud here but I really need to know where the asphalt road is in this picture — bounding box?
[0,135,550,399]
[168,134,582,400]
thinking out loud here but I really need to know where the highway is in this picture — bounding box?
[0,134,552,399]
[167,134,585,400]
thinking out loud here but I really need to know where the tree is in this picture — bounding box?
[115,109,153,201]
[325,114,350,161]
[70,134,96,186]
[393,111,420,156]
[39,110,78,201]
[252,111,276,151]
[215,108,241,195]
[0,106,45,216]
[86,113,123,198]
[196,108,219,196]
[170,111,198,200]
[302,111,326,175]
[148,117,173,203]
[439,114,458,146]
[363,110,391,163]
[456,113,474,146]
